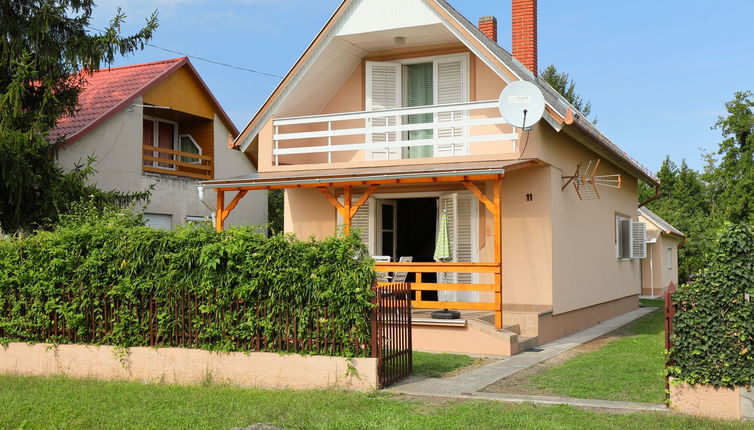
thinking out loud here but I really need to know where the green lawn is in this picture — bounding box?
[640,298,665,307]
[412,351,475,378]
[530,310,666,403]
[1,375,752,430]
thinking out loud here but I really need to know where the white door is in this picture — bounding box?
[365,62,401,161]
[376,200,398,261]
[437,193,479,303]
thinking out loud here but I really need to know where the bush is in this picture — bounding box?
[668,223,754,387]
[0,207,376,357]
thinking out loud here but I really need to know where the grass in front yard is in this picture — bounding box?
[412,351,475,378]
[1,374,752,430]
[640,298,665,307]
[529,310,666,403]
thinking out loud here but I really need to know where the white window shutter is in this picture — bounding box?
[337,195,373,254]
[631,221,647,259]
[435,56,468,158]
[365,61,401,161]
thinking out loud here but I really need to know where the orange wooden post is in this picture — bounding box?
[493,178,503,329]
[215,190,225,232]
[343,185,352,235]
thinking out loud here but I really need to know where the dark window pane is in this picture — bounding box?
[382,204,394,230]
[382,232,394,257]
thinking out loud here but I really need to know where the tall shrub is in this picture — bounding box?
[668,223,754,387]
[0,208,376,357]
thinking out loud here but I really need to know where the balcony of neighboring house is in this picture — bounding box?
[141,107,214,180]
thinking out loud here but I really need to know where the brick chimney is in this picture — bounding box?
[512,0,538,76]
[478,16,498,43]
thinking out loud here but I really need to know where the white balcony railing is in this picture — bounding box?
[272,100,518,166]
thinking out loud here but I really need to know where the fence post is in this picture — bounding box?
[664,281,677,405]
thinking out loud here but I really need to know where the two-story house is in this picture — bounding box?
[53,57,267,230]
[201,0,659,356]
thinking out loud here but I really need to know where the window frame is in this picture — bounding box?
[667,246,673,269]
[364,53,470,161]
[615,214,632,261]
[143,115,179,170]
[178,134,202,164]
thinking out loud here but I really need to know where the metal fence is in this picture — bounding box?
[372,282,413,387]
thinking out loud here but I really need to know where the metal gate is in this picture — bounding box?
[372,282,413,387]
[664,281,677,404]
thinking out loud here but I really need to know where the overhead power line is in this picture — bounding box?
[14,1,284,79]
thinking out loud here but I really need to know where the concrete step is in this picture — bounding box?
[513,336,539,355]
[502,324,521,335]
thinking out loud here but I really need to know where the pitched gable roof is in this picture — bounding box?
[639,207,685,239]
[52,57,237,144]
[234,0,659,186]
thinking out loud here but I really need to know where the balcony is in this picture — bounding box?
[142,145,214,180]
[271,100,519,168]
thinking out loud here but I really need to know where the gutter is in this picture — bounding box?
[639,184,661,208]
[199,167,506,190]
[571,115,660,187]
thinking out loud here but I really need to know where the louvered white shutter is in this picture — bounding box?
[631,221,647,259]
[435,56,468,158]
[365,62,401,161]
[437,193,479,303]
[337,195,374,254]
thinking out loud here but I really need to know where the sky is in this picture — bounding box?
[91,0,754,173]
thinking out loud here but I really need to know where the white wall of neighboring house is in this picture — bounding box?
[56,97,267,230]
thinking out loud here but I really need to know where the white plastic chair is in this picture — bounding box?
[373,255,391,283]
[391,256,413,283]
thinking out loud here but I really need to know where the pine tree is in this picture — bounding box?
[0,1,158,232]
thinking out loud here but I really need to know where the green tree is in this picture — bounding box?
[268,189,284,235]
[703,91,754,224]
[540,64,595,123]
[0,1,158,233]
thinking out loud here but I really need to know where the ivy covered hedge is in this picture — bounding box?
[0,208,376,357]
[669,223,754,388]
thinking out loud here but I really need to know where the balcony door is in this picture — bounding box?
[365,53,469,161]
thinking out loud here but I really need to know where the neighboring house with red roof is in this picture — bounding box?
[638,207,685,296]
[54,57,266,230]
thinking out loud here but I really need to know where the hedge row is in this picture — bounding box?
[669,223,754,388]
[0,208,376,357]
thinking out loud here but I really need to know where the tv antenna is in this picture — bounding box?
[561,159,622,200]
[498,81,546,130]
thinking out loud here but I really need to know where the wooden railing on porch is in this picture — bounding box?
[375,261,503,329]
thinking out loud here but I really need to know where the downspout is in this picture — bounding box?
[639,184,661,208]
[197,186,217,226]
[650,245,655,297]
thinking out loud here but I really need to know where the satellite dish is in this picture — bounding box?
[498,81,546,130]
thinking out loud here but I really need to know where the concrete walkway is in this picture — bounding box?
[388,307,666,413]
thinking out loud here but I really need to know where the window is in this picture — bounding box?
[616,216,632,260]
[179,134,202,164]
[616,216,647,260]
[365,54,469,161]
[144,213,172,231]
[667,246,673,269]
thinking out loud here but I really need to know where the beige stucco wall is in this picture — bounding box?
[284,188,337,240]
[670,381,742,421]
[0,343,377,391]
[56,100,266,229]
[500,167,553,307]
[539,125,641,315]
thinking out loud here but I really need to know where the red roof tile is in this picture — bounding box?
[51,58,186,143]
